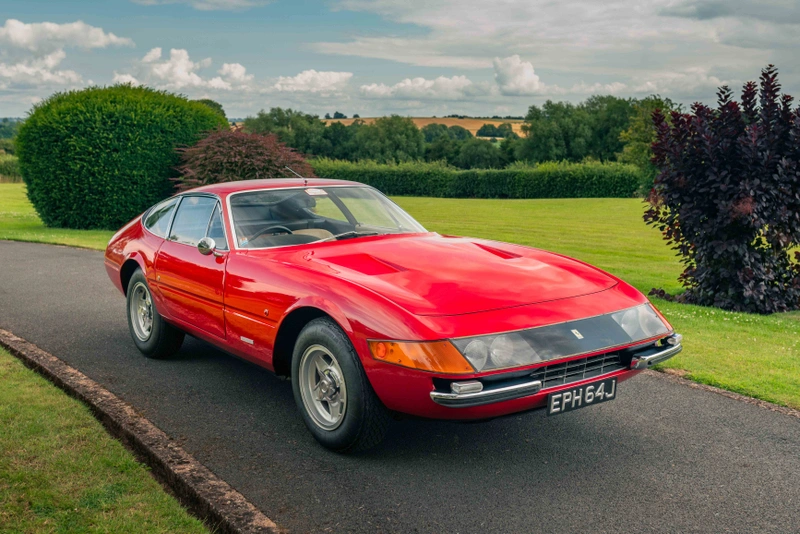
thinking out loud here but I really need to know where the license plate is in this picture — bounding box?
[546,377,617,416]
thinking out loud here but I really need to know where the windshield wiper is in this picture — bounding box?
[318,230,380,243]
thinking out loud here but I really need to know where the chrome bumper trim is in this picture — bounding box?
[430,379,543,408]
[430,333,684,408]
[630,334,683,369]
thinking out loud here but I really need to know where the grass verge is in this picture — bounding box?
[0,183,113,249]
[0,348,207,532]
[1,184,798,409]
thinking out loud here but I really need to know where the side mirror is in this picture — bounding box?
[197,237,216,256]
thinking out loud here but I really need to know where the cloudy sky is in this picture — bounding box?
[1,0,799,118]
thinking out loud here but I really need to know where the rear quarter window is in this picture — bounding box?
[169,196,217,246]
[143,197,179,238]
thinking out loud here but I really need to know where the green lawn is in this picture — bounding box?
[0,183,114,249]
[0,348,207,533]
[1,183,798,409]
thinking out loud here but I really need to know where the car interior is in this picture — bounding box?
[230,190,354,248]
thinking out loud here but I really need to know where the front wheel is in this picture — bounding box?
[126,269,184,359]
[291,318,390,452]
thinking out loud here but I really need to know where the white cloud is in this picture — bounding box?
[360,75,486,100]
[0,50,83,86]
[114,48,255,91]
[112,72,140,85]
[273,70,353,93]
[132,0,274,11]
[632,68,725,94]
[148,49,210,89]
[311,37,489,68]
[142,47,162,63]
[493,55,547,96]
[568,81,629,94]
[0,19,132,93]
[0,19,133,53]
[315,0,793,103]
[219,62,253,84]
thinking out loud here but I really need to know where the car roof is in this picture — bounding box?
[188,178,363,196]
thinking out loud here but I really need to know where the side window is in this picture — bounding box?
[205,203,228,250]
[169,196,217,246]
[143,197,179,238]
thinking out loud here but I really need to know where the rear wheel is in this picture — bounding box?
[126,269,184,359]
[291,318,390,452]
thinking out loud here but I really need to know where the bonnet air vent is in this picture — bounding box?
[473,242,522,260]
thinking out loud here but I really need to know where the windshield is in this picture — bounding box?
[229,186,427,249]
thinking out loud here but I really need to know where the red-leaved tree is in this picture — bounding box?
[174,129,315,192]
[645,65,800,313]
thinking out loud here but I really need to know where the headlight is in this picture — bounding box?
[452,332,542,372]
[452,304,670,373]
[611,304,668,340]
[463,339,489,371]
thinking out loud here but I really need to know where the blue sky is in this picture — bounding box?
[2,0,799,118]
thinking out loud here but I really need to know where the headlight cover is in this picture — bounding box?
[451,304,670,372]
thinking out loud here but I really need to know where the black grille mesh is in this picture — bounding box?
[530,352,624,390]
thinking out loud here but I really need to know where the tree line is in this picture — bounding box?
[241,94,679,173]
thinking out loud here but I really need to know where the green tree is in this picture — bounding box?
[497,123,517,139]
[353,115,424,162]
[243,108,329,156]
[0,138,15,155]
[447,125,472,140]
[333,111,347,119]
[455,138,502,169]
[476,123,500,137]
[0,118,21,139]
[323,121,359,160]
[192,99,226,120]
[421,123,450,143]
[583,95,635,161]
[519,101,591,162]
[618,95,680,191]
[519,96,635,163]
[425,137,462,165]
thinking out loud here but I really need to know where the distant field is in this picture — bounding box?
[322,117,526,137]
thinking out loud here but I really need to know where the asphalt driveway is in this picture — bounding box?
[1,240,798,533]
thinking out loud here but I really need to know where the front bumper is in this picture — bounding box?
[430,333,683,409]
[629,333,683,369]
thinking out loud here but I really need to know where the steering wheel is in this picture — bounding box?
[249,225,294,241]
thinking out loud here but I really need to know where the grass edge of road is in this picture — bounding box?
[0,346,209,533]
[0,183,115,250]
[2,182,799,410]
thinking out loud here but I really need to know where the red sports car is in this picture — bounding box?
[105,178,683,452]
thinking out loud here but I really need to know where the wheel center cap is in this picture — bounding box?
[318,370,340,401]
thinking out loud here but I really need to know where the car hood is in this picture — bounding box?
[291,233,618,317]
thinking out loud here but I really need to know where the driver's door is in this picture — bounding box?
[155,195,228,339]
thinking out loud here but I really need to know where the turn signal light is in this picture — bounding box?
[369,340,474,374]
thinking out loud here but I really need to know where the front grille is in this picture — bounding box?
[529,352,624,390]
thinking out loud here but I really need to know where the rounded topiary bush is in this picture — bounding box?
[16,85,228,229]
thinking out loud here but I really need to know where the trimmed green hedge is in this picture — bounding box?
[16,85,227,229]
[0,155,20,181]
[311,159,642,198]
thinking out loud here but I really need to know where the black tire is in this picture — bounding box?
[126,269,184,359]
[291,317,390,453]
